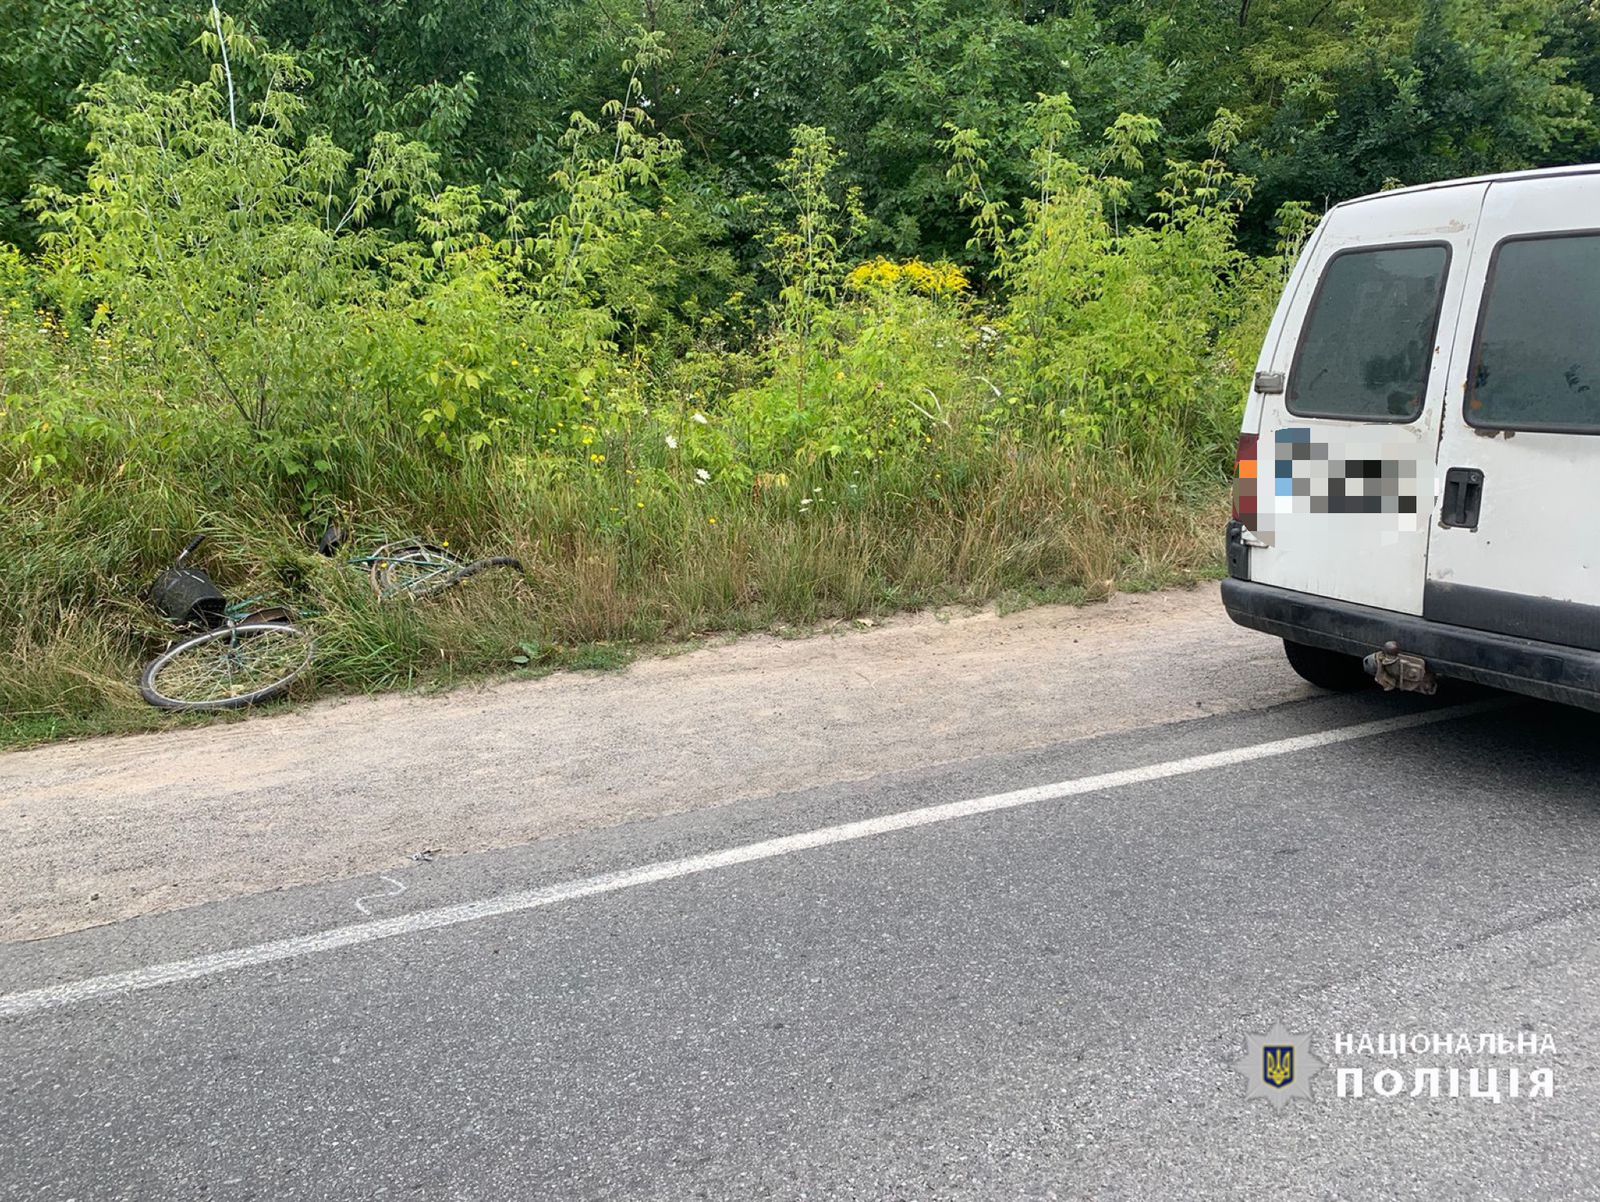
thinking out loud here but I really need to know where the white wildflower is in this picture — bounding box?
[665,434,679,450]
[691,412,709,425]
[695,468,711,483]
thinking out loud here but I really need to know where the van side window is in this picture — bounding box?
[1287,244,1449,422]
[1469,233,1600,432]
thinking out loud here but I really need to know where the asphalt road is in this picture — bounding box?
[0,585,1305,942]
[4,683,1599,1200]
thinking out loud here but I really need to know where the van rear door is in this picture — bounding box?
[1425,173,1600,644]
[1245,186,1485,615]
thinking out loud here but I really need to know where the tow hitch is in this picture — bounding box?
[1363,641,1437,695]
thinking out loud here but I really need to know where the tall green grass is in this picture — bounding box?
[0,64,1283,746]
[0,415,1226,746]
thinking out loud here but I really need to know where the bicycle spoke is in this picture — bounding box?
[366,542,465,598]
[151,626,311,704]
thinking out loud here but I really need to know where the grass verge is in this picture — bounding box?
[1,443,1226,749]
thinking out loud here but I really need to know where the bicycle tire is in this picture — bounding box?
[366,541,465,599]
[407,556,525,600]
[139,622,314,712]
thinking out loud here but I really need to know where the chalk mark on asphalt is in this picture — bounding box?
[0,699,1507,1020]
[353,875,408,916]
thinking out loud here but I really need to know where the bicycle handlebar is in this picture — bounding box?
[175,534,207,566]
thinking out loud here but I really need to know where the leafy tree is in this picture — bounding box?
[0,0,193,246]
[1236,0,1595,225]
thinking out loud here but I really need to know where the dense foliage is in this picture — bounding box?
[3,0,1596,740]
[5,1,1595,253]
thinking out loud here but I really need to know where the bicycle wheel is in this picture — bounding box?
[366,541,465,599]
[406,556,525,600]
[140,622,314,712]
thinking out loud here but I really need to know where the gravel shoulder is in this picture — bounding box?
[0,584,1310,941]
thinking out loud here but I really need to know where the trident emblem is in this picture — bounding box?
[1264,1046,1294,1088]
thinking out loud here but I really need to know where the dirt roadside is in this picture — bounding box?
[0,584,1310,941]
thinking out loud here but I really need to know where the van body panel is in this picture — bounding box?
[1242,184,1488,616]
[1425,175,1600,618]
[1239,220,1330,435]
[1224,164,1600,712]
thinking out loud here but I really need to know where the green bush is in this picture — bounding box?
[1,50,1276,744]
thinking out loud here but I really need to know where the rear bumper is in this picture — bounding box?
[1221,578,1600,713]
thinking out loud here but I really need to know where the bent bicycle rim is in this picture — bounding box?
[140,622,314,712]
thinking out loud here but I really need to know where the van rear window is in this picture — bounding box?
[1469,233,1600,433]
[1287,244,1449,423]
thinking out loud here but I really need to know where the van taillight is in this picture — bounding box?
[1232,433,1258,525]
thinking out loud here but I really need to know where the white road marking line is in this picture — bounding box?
[1,700,1504,1019]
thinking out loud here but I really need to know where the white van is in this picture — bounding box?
[1223,165,1600,710]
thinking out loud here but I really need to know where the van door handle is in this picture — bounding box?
[1441,467,1484,529]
